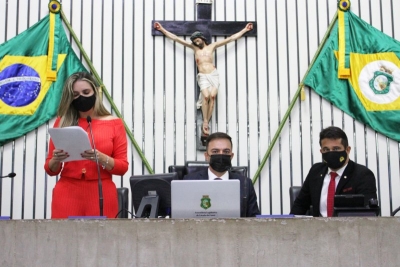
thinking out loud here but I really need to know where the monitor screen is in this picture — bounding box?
[130,172,178,218]
[333,194,380,217]
[334,194,365,208]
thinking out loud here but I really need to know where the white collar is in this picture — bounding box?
[328,162,348,177]
[208,168,229,180]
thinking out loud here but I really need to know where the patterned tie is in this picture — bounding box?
[327,172,338,217]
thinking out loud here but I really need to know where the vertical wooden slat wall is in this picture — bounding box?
[0,0,399,218]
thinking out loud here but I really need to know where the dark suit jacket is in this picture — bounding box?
[183,169,260,217]
[290,160,377,217]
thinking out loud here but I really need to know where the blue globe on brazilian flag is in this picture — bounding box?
[304,2,400,142]
[0,1,87,145]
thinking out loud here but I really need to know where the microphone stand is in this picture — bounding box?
[87,116,104,217]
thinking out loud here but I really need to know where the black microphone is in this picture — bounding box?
[87,116,104,217]
[0,172,16,179]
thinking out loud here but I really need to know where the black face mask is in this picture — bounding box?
[72,94,96,112]
[209,154,232,172]
[322,150,348,169]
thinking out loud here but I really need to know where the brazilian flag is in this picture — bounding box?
[0,8,87,145]
[304,3,400,142]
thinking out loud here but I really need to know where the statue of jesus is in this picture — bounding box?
[154,22,253,136]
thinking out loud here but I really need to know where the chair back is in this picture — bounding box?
[289,186,302,209]
[185,161,209,175]
[117,187,129,218]
[168,165,186,180]
[231,166,248,177]
[168,161,249,179]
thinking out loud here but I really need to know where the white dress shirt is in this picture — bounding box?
[319,164,347,217]
[208,168,229,180]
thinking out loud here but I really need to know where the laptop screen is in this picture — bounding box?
[171,180,240,219]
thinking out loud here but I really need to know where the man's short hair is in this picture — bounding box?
[319,126,349,148]
[206,132,233,150]
[190,31,208,44]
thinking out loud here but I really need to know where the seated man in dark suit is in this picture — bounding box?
[290,126,377,217]
[183,132,260,217]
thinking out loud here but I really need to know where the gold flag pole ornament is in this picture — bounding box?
[47,1,61,81]
[337,0,351,79]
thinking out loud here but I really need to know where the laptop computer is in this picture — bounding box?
[171,180,241,219]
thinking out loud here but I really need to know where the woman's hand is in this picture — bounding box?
[81,149,99,162]
[52,149,69,162]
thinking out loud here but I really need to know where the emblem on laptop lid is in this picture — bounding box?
[200,195,211,210]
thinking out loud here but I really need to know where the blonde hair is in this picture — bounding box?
[57,72,111,127]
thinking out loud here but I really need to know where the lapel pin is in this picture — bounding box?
[344,176,347,179]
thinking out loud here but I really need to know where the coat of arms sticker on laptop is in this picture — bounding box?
[201,195,211,209]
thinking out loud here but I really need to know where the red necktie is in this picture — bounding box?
[327,172,338,217]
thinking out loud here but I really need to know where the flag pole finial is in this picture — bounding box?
[48,1,61,14]
[338,0,351,12]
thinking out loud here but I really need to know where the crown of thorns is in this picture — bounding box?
[190,31,207,42]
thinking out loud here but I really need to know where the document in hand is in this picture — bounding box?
[48,126,92,162]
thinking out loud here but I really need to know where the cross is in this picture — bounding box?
[152,0,257,150]
[151,0,257,43]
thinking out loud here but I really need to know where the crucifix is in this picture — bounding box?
[152,0,257,150]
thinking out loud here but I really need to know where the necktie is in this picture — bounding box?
[327,172,338,217]
[214,178,222,180]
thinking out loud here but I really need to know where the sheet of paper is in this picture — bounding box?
[48,126,92,162]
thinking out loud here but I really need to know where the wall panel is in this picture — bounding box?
[0,0,399,218]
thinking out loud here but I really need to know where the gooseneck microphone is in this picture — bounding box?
[0,172,16,179]
[87,116,104,217]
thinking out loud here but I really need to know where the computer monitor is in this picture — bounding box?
[333,194,380,217]
[129,172,178,218]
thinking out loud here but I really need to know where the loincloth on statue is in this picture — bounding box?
[196,69,220,109]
